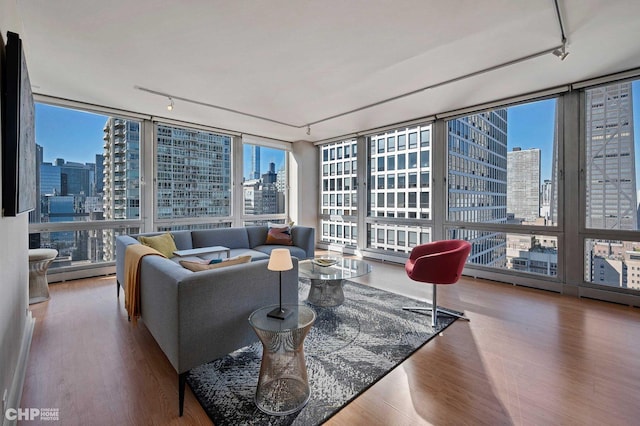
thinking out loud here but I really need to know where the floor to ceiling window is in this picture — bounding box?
[446,98,560,279]
[29,103,142,270]
[366,124,433,254]
[319,139,358,247]
[241,142,288,225]
[582,79,640,290]
[30,102,293,278]
[155,123,232,231]
[318,97,563,287]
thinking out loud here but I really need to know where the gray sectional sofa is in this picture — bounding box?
[114,225,315,415]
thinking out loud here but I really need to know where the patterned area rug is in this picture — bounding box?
[187,279,459,425]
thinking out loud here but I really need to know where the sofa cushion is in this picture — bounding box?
[138,233,178,258]
[179,255,252,272]
[192,228,250,249]
[265,223,293,245]
[169,230,195,250]
[246,226,268,248]
[253,244,307,260]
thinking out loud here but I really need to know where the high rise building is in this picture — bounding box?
[102,118,140,221]
[155,124,231,219]
[94,154,104,195]
[507,147,540,222]
[243,181,278,215]
[448,110,508,268]
[262,162,277,184]
[585,82,636,230]
[102,118,141,261]
[251,145,261,179]
[367,125,433,251]
[319,139,359,247]
[40,163,62,195]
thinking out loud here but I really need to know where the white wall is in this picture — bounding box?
[1,3,35,423]
[290,140,318,228]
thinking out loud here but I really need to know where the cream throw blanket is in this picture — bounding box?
[124,244,166,323]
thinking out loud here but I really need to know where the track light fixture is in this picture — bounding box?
[136,0,570,134]
[552,43,569,61]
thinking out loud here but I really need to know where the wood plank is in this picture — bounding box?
[22,261,640,425]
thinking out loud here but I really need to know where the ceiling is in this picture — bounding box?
[12,0,640,142]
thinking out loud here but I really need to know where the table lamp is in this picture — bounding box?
[267,248,294,319]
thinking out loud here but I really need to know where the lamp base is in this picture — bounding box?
[267,306,293,320]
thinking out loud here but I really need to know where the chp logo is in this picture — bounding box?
[5,407,59,421]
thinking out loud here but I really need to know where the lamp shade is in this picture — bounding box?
[268,248,293,271]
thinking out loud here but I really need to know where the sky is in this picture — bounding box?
[507,81,640,182]
[507,98,557,181]
[36,81,640,184]
[34,103,285,179]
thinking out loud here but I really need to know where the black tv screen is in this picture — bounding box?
[2,31,36,216]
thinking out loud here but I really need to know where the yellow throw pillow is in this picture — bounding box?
[137,233,178,258]
[180,255,252,272]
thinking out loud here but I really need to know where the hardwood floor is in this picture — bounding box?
[22,260,640,425]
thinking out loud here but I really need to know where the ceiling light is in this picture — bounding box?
[306,125,311,136]
[167,97,174,111]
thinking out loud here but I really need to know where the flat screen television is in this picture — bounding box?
[1,31,36,216]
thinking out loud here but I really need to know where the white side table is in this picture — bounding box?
[173,246,230,259]
[28,249,58,304]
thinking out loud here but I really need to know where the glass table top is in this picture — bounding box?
[298,257,372,281]
[249,304,316,333]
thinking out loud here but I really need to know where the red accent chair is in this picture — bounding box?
[403,239,472,327]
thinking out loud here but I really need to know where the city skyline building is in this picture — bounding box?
[367,125,433,252]
[583,83,638,287]
[155,124,231,220]
[585,82,637,230]
[102,118,141,261]
[251,145,261,179]
[319,139,359,247]
[507,147,541,222]
[448,110,509,268]
[102,118,140,221]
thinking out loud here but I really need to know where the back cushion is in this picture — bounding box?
[192,228,250,249]
[246,226,268,248]
[133,230,193,251]
[171,230,194,250]
[265,224,293,245]
[137,233,177,258]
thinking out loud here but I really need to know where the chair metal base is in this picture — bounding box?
[402,306,469,326]
[402,284,469,327]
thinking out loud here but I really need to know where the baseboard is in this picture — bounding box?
[2,312,35,426]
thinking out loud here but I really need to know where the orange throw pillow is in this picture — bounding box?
[265,225,293,246]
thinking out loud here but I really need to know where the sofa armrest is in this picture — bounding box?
[138,256,192,372]
[292,226,315,259]
[175,258,299,373]
[115,235,142,288]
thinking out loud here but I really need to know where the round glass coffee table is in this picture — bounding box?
[299,257,372,307]
[249,304,316,416]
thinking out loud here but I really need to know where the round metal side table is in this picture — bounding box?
[299,257,372,307]
[249,304,316,416]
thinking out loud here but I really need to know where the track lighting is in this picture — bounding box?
[552,44,569,61]
[167,97,174,111]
